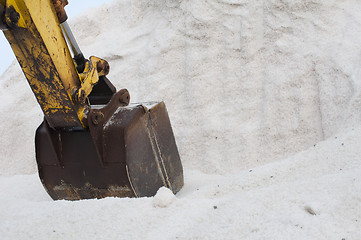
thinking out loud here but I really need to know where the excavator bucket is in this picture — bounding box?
[35,77,184,200]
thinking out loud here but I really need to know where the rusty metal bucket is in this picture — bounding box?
[35,77,183,200]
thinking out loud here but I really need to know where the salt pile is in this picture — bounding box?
[0,0,361,239]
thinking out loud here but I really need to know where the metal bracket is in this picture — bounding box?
[74,56,110,105]
[87,89,130,165]
[51,0,68,23]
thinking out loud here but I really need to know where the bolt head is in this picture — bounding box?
[91,112,104,125]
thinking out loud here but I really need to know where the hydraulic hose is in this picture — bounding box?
[61,21,86,72]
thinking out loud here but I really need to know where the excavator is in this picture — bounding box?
[0,0,183,200]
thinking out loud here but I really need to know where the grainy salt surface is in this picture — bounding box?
[0,0,360,239]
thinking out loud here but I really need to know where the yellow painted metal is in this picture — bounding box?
[2,0,87,128]
[24,0,80,89]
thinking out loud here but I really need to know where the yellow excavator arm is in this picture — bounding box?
[0,0,110,128]
[0,0,183,200]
